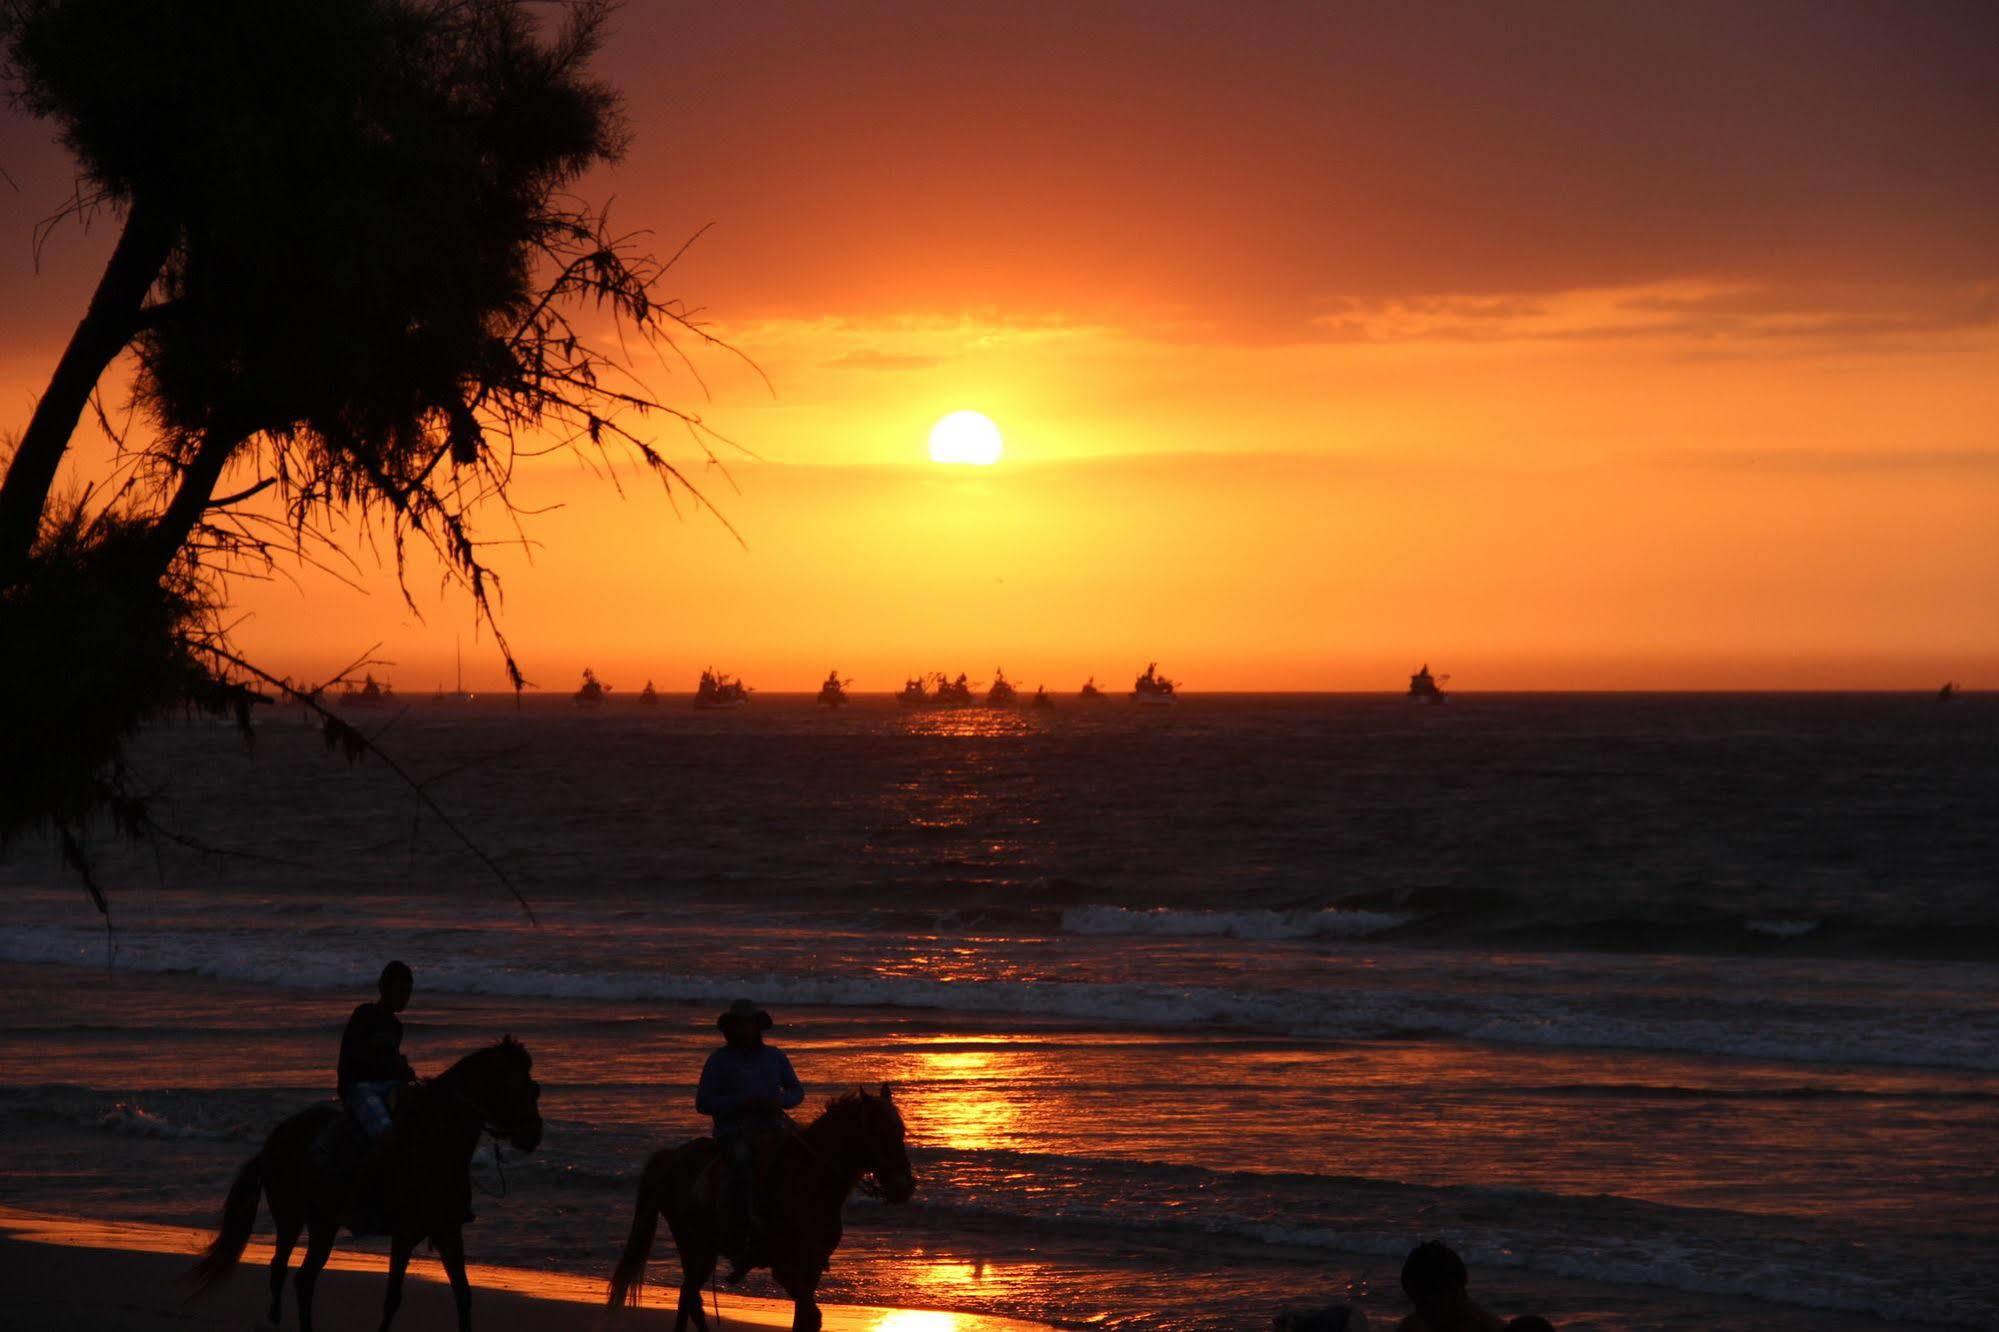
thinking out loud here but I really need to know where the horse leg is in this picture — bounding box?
[434,1226,474,1332]
[674,1242,716,1332]
[292,1217,337,1332]
[266,1209,301,1325]
[664,1204,717,1332]
[774,1264,824,1332]
[378,1231,414,1332]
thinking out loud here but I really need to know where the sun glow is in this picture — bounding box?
[927,410,1004,465]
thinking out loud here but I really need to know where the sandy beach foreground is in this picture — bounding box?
[0,1207,1049,1331]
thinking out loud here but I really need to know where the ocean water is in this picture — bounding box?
[1,693,1995,1328]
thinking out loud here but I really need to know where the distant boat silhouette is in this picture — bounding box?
[1937,681,1960,702]
[1078,676,1106,701]
[986,668,1017,708]
[934,672,974,708]
[1131,662,1177,705]
[341,673,392,708]
[896,675,931,708]
[694,668,751,709]
[1409,663,1449,703]
[817,670,850,707]
[573,667,610,707]
[430,639,473,703]
[637,679,659,706]
[1031,685,1054,710]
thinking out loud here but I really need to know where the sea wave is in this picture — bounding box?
[898,1148,1998,1328]
[93,1101,248,1141]
[1061,905,1413,939]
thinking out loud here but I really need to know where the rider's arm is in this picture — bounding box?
[772,1049,804,1111]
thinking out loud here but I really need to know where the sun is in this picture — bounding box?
[927,410,1004,465]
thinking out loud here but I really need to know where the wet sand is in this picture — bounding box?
[0,1206,1049,1331]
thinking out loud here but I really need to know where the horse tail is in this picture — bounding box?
[607,1149,671,1308]
[188,1152,264,1294]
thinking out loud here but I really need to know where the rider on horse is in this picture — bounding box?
[339,961,418,1146]
[696,999,803,1276]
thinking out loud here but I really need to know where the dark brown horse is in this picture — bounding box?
[189,1037,542,1332]
[607,1085,916,1332]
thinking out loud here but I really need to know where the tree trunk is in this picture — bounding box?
[141,422,250,581]
[0,197,175,584]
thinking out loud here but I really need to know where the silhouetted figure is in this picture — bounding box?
[1397,1241,1504,1332]
[696,999,804,1281]
[192,1036,541,1332]
[339,961,416,1142]
[336,961,418,1232]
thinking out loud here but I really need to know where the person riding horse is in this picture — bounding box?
[696,999,803,1277]
[340,961,417,1143]
[337,961,418,1226]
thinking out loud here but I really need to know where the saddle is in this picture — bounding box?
[697,1131,787,1278]
[308,1096,404,1236]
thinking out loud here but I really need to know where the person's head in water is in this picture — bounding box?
[1401,1241,1472,1324]
[717,998,771,1049]
[378,960,413,1013]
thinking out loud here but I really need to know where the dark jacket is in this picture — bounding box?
[337,1001,413,1095]
[695,1043,804,1133]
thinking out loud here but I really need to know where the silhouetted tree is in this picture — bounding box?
[0,0,742,874]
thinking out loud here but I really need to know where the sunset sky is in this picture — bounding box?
[3,1,1994,690]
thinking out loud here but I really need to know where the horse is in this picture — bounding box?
[607,1085,916,1332]
[189,1036,542,1332]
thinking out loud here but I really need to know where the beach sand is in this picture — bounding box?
[0,1207,1049,1331]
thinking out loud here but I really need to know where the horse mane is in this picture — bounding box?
[807,1086,902,1134]
[432,1034,531,1088]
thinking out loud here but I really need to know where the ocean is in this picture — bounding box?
[1,692,1995,1328]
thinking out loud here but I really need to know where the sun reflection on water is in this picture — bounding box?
[902,1049,1027,1152]
[869,1311,972,1332]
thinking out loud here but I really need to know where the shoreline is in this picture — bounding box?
[0,1206,1051,1331]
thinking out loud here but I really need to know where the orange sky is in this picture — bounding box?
[3,2,1995,690]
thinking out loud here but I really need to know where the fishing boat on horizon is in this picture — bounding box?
[1031,685,1054,710]
[574,667,610,707]
[986,668,1017,708]
[896,675,931,708]
[637,679,659,706]
[934,672,975,708]
[1409,663,1449,703]
[1079,676,1106,701]
[695,668,751,709]
[1131,662,1177,705]
[341,674,393,708]
[1938,681,1960,702]
[818,670,851,707]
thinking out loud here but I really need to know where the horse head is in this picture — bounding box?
[458,1035,543,1152]
[856,1083,915,1204]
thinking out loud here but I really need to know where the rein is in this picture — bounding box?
[422,1074,528,1198]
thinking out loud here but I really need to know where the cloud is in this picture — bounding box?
[1293,282,1998,350]
[1656,447,1999,474]
[820,348,947,372]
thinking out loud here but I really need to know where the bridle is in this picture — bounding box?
[435,1078,539,1200]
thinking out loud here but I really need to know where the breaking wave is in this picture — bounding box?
[1061,905,1413,939]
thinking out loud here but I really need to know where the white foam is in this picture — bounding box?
[1062,905,1412,940]
[4,922,1995,1072]
[1747,918,1821,938]
[94,1101,246,1141]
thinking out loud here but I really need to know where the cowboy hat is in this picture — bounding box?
[717,998,773,1031]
